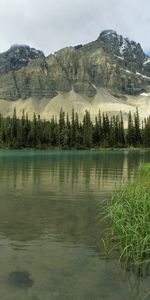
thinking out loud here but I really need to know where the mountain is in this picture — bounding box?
[0,45,44,73]
[0,30,150,120]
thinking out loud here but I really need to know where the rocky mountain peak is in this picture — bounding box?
[97,29,145,70]
[0,45,44,73]
[98,29,118,39]
[0,30,149,102]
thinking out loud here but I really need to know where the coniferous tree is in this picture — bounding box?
[119,112,125,146]
[93,110,102,146]
[143,117,150,147]
[0,108,150,149]
[28,113,39,147]
[134,108,141,146]
[71,108,75,147]
[59,108,65,147]
[10,107,18,147]
[126,111,135,146]
[102,113,110,146]
[83,110,93,148]
[18,110,26,147]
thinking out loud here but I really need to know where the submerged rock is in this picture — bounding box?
[8,271,33,289]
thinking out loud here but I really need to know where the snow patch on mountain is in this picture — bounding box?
[125,70,131,74]
[114,55,124,60]
[119,39,128,55]
[143,58,150,65]
[140,93,150,97]
[136,72,150,80]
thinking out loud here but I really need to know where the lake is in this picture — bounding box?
[0,150,149,300]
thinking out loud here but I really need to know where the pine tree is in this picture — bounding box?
[28,113,39,147]
[134,108,141,146]
[93,110,102,146]
[82,110,93,148]
[143,117,150,147]
[126,111,135,146]
[10,107,18,148]
[0,107,149,149]
[102,113,110,146]
[71,108,75,147]
[59,108,67,148]
[119,112,125,146]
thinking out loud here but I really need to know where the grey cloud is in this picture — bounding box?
[0,0,149,55]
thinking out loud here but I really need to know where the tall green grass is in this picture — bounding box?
[106,164,150,269]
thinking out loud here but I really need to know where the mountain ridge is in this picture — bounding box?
[0,30,150,120]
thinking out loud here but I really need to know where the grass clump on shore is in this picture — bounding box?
[106,164,150,269]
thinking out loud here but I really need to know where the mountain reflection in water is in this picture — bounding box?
[0,150,149,300]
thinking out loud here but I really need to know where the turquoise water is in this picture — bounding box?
[0,150,149,300]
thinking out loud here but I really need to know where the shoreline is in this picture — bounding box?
[0,147,150,152]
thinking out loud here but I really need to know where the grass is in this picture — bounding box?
[105,164,150,270]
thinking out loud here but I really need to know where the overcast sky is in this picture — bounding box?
[0,0,150,55]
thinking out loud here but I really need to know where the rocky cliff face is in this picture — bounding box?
[0,30,149,101]
[0,45,44,73]
[143,57,150,76]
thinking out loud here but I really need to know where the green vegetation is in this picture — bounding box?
[105,164,150,269]
[0,107,150,149]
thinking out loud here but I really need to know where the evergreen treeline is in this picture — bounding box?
[0,108,150,149]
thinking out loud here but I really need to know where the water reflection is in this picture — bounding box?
[0,150,149,243]
[0,150,149,300]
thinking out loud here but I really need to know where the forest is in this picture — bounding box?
[0,108,150,149]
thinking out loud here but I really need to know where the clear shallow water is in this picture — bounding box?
[0,150,150,300]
